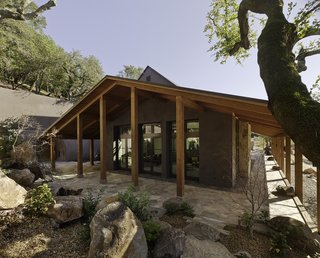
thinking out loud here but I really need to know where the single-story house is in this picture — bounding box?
[44,66,284,196]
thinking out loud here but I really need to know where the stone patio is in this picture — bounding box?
[51,152,315,229]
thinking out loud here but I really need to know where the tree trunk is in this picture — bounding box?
[257,15,320,166]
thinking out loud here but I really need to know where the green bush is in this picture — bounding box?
[118,185,151,222]
[77,223,91,245]
[143,219,161,243]
[25,183,55,215]
[270,232,291,257]
[82,191,101,223]
[164,201,195,217]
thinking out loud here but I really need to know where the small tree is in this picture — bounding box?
[0,115,46,165]
[239,153,269,237]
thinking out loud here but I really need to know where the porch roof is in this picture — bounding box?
[45,76,284,138]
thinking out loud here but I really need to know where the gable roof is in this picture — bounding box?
[44,75,284,138]
[138,66,176,86]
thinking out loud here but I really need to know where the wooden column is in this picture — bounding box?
[285,137,291,183]
[295,145,303,201]
[90,138,94,166]
[279,137,284,171]
[176,96,185,197]
[317,166,320,232]
[50,136,56,171]
[238,121,251,178]
[131,87,139,186]
[77,114,83,177]
[100,96,107,184]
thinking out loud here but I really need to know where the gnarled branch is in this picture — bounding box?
[0,0,56,21]
[296,47,320,72]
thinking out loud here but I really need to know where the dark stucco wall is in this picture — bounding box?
[106,97,236,188]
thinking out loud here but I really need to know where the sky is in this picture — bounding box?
[38,0,319,100]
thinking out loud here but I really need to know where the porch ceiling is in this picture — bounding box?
[45,76,284,138]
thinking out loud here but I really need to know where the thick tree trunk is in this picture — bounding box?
[257,15,320,166]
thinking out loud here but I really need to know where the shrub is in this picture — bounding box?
[77,224,91,245]
[270,232,291,257]
[164,201,195,217]
[25,183,55,215]
[118,185,151,222]
[82,191,101,223]
[143,219,161,244]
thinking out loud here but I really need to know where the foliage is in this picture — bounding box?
[25,183,55,215]
[82,190,101,223]
[142,219,161,244]
[0,19,103,101]
[163,201,195,217]
[0,116,44,163]
[118,185,151,222]
[76,224,91,245]
[118,65,144,80]
[270,232,291,257]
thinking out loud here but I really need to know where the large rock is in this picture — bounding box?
[183,220,221,241]
[88,202,147,258]
[95,194,118,211]
[182,235,234,258]
[269,216,320,255]
[153,224,186,258]
[0,169,27,209]
[6,168,35,187]
[27,162,45,180]
[47,196,83,224]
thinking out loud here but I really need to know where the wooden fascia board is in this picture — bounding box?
[250,123,284,137]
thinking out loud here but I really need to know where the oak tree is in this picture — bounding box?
[205,0,320,166]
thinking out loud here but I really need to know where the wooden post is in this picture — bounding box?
[131,87,139,186]
[176,96,185,197]
[285,137,291,183]
[77,114,83,178]
[238,121,251,178]
[280,137,284,171]
[317,166,320,232]
[100,96,107,184]
[295,145,303,201]
[90,138,94,166]
[50,136,56,171]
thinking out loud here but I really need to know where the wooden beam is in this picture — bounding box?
[131,87,139,186]
[90,138,94,166]
[50,136,56,171]
[183,98,205,112]
[317,166,320,232]
[285,137,291,183]
[77,114,83,178]
[176,95,185,197]
[100,96,107,184]
[279,137,284,171]
[295,145,303,201]
[238,121,251,178]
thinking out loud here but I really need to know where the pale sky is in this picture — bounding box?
[39,0,319,100]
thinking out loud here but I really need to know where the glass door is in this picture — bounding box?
[142,124,162,174]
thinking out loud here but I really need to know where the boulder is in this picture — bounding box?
[88,202,147,258]
[183,220,221,241]
[153,224,186,258]
[27,162,45,180]
[182,235,234,258]
[303,168,317,176]
[269,216,320,256]
[273,185,295,197]
[95,194,118,211]
[47,195,83,224]
[0,169,27,209]
[47,181,63,195]
[6,168,35,187]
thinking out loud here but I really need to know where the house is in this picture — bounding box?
[44,66,283,196]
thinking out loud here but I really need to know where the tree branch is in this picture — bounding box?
[296,47,320,72]
[0,0,57,21]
